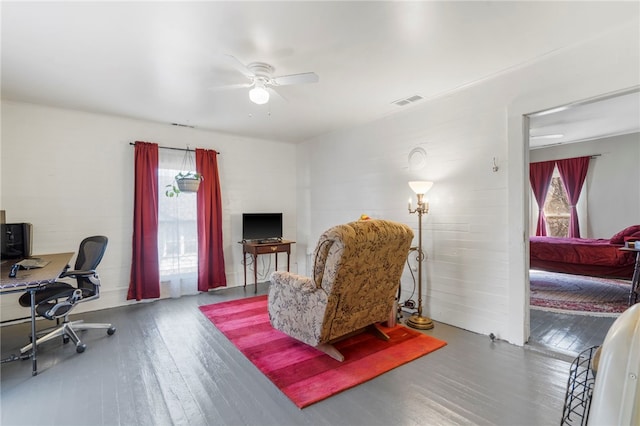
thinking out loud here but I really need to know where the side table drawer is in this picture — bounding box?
[255,244,288,254]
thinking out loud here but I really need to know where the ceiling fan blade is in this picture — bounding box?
[272,72,319,86]
[209,82,253,91]
[222,54,255,79]
[267,87,288,103]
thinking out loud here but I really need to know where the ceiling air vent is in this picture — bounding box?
[171,122,195,128]
[392,95,424,107]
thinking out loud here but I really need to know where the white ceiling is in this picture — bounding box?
[529,90,640,149]
[2,1,639,143]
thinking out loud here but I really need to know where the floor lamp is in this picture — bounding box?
[407,180,434,330]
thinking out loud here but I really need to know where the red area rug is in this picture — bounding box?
[530,270,631,316]
[199,295,447,408]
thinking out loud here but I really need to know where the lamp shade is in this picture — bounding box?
[408,181,433,195]
[249,85,270,105]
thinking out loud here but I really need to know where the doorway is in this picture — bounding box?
[524,88,640,355]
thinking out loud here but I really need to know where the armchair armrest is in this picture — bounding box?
[35,287,83,320]
[271,271,318,294]
[268,270,328,347]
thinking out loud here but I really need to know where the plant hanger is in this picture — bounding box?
[180,146,196,173]
[165,146,203,197]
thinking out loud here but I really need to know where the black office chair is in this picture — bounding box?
[18,235,116,354]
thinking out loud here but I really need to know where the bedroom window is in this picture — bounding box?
[530,156,590,238]
[543,168,571,237]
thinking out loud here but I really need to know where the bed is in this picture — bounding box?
[530,225,640,279]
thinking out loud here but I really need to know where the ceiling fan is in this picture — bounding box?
[212,55,319,105]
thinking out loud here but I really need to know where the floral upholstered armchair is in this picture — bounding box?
[268,219,414,361]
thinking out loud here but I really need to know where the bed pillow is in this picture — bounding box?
[610,225,640,244]
[623,231,640,242]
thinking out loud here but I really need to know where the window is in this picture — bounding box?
[543,168,570,238]
[157,151,198,295]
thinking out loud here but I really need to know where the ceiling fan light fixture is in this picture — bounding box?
[249,84,270,105]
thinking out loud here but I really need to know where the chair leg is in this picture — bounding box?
[367,323,391,341]
[69,321,115,332]
[20,320,115,354]
[65,321,115,353]
[20,326,66,354]
[64,323,82,347]
[314,324,390,362]
[315,343,344,362]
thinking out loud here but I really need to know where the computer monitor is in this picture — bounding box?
[1,223,32,260]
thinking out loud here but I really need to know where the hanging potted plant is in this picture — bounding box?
[165,148,204,197]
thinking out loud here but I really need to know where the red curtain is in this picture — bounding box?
[127,142,161,301]
[196,149,227,291]
[529,160,556,236]
[556,156,590,238]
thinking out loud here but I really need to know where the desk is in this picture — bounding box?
[621,247,640,306]
[240,240,295,294]
[0,252,74,375]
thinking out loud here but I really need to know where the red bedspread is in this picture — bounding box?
[530,236,636,279]
[531,236,632,266]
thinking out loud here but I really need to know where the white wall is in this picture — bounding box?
[0,101,297,321]
[298,22,640,345]
[530,133,640,238]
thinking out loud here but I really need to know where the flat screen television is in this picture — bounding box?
[242,213,283,242]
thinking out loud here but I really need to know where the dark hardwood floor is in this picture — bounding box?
[527,270,622,358]
[2,284,572,426]
[528,309,615,357]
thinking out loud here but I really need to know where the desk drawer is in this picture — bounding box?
[255,244,289,254]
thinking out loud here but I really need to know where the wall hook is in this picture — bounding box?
[492,157,499,172]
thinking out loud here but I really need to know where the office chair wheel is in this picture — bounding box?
[63,336,70,344]
[107,326,116,335]
[76,344,86,353]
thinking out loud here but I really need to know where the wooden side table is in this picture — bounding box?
[620,247,640,305]
[240,240,295,293]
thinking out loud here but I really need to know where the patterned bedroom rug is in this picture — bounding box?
[530,270,632,317]
[199,295,447,408]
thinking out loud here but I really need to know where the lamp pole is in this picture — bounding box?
[407,187,434,330]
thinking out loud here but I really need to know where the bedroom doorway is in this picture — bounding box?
[524,88,640,356]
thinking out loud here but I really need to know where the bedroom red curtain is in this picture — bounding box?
[127,141,161,301]
[556,156,590,238]
[529,160,556,236]
[196,148,227,291]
